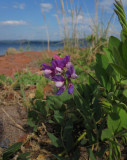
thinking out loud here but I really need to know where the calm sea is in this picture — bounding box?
[0,40,89,56]
[0,40,64,56]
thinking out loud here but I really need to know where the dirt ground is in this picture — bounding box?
[0,50,59,77]
[0,51,89,159]
[0,50,58,151]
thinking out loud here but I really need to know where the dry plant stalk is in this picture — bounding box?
[41,10,50,51]
[55,0,83,49]
[1,107,25,131]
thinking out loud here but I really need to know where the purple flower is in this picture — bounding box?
[52,75,66,95]
[42,55,78,95]
[66,66,78,79]
[68,82,74,94]
[54,54,63,60]
[52,75,65,82]
[51,59,65,73]
[42,63,55,79]
[56,86,66,95]
[62,56,72,68]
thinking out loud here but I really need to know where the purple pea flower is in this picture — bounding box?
[52,75,66,95]
[56,86,66,95]
[42,55,78,95]
[42,63,55,79]
[62,56,72,68]
[54,54,63,60]
[51,59,65,73]
[68,82,74,94]
[66,65,78,79]
[42,59,65,78]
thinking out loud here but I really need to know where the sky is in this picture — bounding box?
[0,0,127,41]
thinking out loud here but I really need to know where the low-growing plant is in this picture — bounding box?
[27,1,127,159]
[13,72,42,89]
[2,1,127,160]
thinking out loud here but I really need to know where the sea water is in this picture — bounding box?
[0,40,64,56]
[0,40,89,56]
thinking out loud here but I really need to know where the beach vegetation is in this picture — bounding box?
[5,48,21,55]
[1,0,127,160]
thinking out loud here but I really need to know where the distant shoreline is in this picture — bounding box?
[0,41,64,56]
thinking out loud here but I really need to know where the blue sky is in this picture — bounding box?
[0,0,127,41]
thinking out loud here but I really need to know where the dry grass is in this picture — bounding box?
[41,10,50,51]
[5,48,21,55]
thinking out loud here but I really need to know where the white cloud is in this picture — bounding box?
[99,0,127,13]
[99,0,114,13]
[40,3,52,12]
[62,14,92,25]
[0,20,27,26]
[13,3,25,10]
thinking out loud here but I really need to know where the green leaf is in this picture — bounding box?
[101,128,113,141]
[27,118,38,131]
[121,30,126,42]
[119,108,127,129]
[114,0,127,37]
[54,110,64,124]
[17,152,31,160]
[114,3,125,17]
[47,132,62,147]
[111,63,127,77]
[107,113,122,132]
[96,54,109,70]
[112,47,124,67]
[95,54,109,88]
[35,83,43,99]
[63,119,74,151]
[3,142,22,160]
[122,40,127,66]
[103,48,113,63]
[108,36,120,52]
[59,90,72,102]
[47,96,63,110]
[123,89,127,97]
[88,149,96,160]
[0,74,6,81]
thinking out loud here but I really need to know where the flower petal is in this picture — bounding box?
[71,73,78,79]
[51,59,64,69]
[62,56,70,67]
[66,65,77,79]
[69,65,75,74]
[66,62,72,69]
[56,67,62,72]
[42,63,53,70]
[66,70,71,78]
[54,54,63,60]
[68,83,74,94]
[52,75,65,81]
[55,81,64,88]
[56,86,66,95]
[44,69,52,74]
